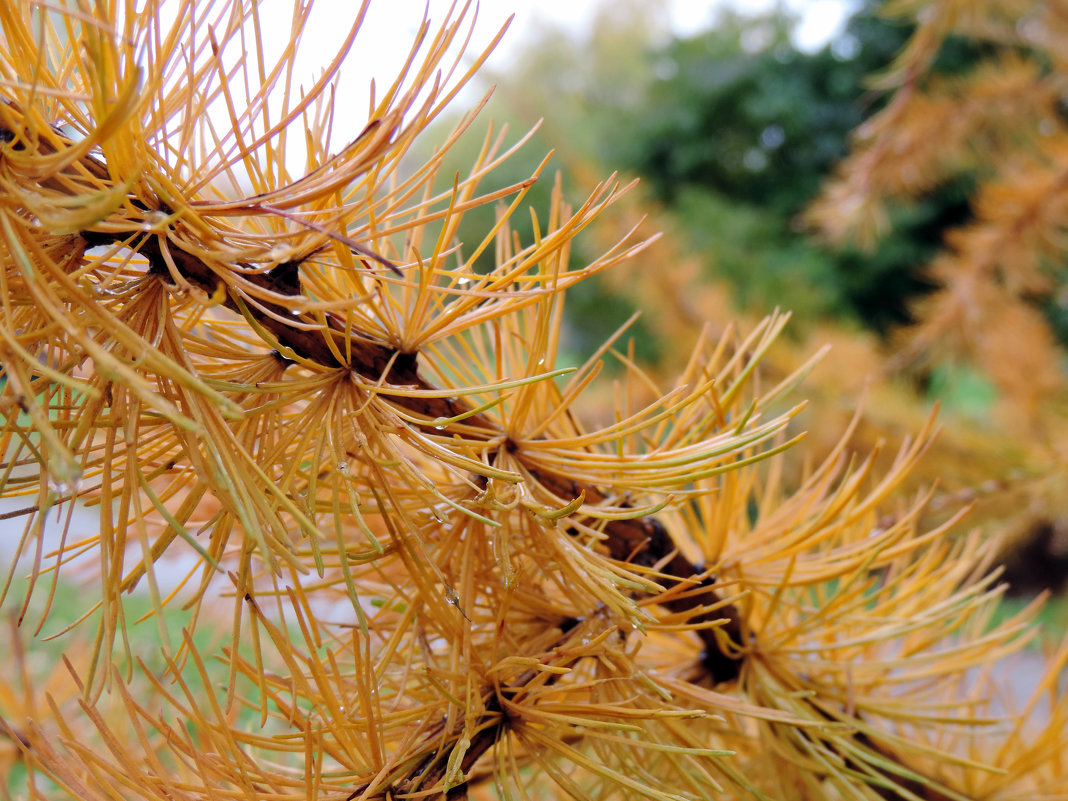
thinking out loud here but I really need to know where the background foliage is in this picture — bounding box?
[437,0,1068,591]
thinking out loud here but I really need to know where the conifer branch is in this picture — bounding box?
[4,4,1067,800]
[69,153,748,682]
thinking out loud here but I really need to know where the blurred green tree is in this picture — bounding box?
[442,3,986,337]
[610,5,977,334]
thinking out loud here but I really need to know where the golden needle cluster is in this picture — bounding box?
[0,2,1065,800]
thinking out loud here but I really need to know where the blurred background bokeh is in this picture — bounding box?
[414,0,1068,621]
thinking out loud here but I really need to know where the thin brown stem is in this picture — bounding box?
[1,117,747,681]
[95,226,749,681]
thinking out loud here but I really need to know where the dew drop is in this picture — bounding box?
[444,584,460,606]
[47,476,84,498]
[93,279,136,297]
[268,244,293,262]
[47,469,84,499]
[139,210,169,231]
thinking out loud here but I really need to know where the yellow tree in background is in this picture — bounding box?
[1,2,1067,800]
[810,0,1068,429]
[808,0,1068,568]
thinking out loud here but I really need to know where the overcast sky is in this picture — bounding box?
[350,0,857,73]
[468,0,856,52]
[282,0,856,147]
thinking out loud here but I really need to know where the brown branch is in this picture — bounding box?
[348,614,616,800]
[97,227,749,681]
[0,116,746,682]
[346,649,559,800]
[101,227,751,683]
[6,116,955,801]
[117,242,743,679]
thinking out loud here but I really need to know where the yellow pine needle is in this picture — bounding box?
[2,2,1066,800]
